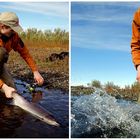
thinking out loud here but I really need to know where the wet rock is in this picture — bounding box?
[46,52,69,62]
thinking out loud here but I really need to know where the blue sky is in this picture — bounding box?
[71,2,140,87]
[0,2,69,31]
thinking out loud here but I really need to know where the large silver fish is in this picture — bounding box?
[12,92,60,127]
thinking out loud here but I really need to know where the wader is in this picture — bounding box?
[0,47,16,99]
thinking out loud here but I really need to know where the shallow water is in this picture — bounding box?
[0,79,69,138]
[71,88,140,138]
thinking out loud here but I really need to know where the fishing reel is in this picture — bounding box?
[26,83,38,93]
[26,83,43,103]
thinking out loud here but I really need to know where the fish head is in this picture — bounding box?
[41,115,60,127]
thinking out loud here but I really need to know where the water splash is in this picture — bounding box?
[71,89,140,138]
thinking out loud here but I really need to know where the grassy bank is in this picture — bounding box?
[71,80,140,101]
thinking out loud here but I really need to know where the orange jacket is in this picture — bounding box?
[131,8,140,69]
[0,32,38,88]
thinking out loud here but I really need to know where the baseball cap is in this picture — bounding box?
[0,12,23,34]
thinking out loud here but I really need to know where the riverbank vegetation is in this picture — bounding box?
[71,80,140,101]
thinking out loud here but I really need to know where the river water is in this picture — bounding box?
[71,88,140,138]
[0,79,69,138]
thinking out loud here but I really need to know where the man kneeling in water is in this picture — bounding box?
[0,12,44,99]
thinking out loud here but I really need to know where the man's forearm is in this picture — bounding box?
[1,83,8,90]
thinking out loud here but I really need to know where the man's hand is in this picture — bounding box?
[2,84,16,98]
[33,71,44,86]
[137,65,140,82]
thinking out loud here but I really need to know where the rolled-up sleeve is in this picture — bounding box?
[0,79,4,89]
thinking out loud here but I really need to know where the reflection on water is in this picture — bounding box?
[0,79,69,138]
[31,91,43,103]
[71,89,140,138]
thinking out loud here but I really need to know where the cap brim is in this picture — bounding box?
[11,25,23,34]
[0,21,23,34]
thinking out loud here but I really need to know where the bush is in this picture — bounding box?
[20,28,69,45]
[90,80,102,88]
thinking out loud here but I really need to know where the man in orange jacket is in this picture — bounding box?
[0,12,44,99]
[131,8,140,83]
